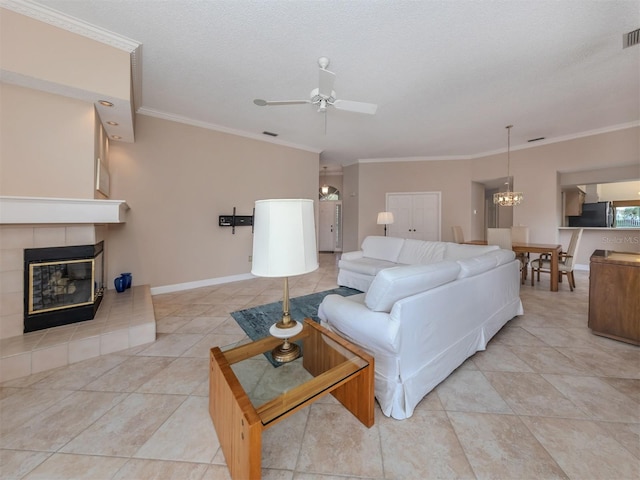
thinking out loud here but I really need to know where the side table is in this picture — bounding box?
[209,319,374,480]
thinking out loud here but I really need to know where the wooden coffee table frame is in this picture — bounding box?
[209,319,374,480]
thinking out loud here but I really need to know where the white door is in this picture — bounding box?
[319,201,341,251]
[387,194,413,238]
[387,192,441,241]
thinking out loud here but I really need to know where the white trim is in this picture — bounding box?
[0,0,140,52]
[353,121,640,165]
[0,196,129,224]
[137,107,322,155]
[150,273,255,295]
[360,155,471,163]
[575,263,590,271]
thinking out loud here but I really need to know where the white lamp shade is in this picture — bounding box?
[377,211,394,225]
[251,199,319,277]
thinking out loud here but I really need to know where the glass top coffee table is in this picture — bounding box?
[209,318,374,480]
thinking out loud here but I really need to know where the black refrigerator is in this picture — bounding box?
[568,202,614,227]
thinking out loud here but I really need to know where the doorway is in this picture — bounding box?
[319,201,342,252]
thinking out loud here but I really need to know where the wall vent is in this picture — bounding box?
[623,28,640,48]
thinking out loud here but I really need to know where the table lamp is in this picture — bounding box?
[377,211,394,236]
[251,199,319,362]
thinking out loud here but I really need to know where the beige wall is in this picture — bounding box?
[598,180,640,201]
[106,114,319,289]
[0,8,131,101]
[347,159,472,250]
[345,127,639,252]
[0,84,95,198]
[342,164,360,252]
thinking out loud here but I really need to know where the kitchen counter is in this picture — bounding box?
[558,228,640,268]
[559,227,640,230]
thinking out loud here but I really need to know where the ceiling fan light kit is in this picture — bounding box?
[253,57,378,116]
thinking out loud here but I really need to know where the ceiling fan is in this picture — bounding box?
[253,57,378,115]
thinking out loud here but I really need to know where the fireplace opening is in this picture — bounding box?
[24,241,104,333]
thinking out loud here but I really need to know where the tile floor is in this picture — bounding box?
[0,286,156,382]
[1,254,638,479]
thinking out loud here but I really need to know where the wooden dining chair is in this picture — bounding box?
[530,228,583,291]
[487,228,512,249]
[452,226,465,244]
[487,228,526,284]
[511,225,530,281]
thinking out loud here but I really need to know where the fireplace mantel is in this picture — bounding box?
[0,196,129,224]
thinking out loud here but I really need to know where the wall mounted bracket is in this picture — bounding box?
[219,207,254,234]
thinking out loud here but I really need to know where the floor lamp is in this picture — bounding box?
[251,199,319,362]
[377,211,394,236]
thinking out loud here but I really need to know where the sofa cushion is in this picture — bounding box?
[338,257,399,276]
[483,248,516,266]
[444,242,499,260]
[361,236,405,263]
[365,261,461,312]
[456,254,498,279]
[397,239,446,265]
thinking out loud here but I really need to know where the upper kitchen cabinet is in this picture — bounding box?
[564,187,586,216]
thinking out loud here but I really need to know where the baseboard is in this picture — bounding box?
[150,273,255,295]
[575,263,590,271]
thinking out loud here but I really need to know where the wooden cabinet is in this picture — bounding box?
[588,250,640,345]
[564,188,585,216]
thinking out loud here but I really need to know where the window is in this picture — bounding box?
[319,186,340,201]
[613,200,640,227]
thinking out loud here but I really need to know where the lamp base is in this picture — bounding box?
[271,340,300,363]
[269,320,303,363]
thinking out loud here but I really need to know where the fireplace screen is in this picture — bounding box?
[28,259,95,314]
[24,241,104,333]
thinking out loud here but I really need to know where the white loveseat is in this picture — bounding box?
[318,236,523,419]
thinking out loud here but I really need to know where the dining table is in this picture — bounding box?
[464,240,563,292]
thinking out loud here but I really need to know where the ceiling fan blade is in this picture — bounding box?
[318,68,335,98]
[332,99,378,115]
[254,99,310,106]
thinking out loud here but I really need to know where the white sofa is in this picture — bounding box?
[337,235,504,292]
[318,236,523,419]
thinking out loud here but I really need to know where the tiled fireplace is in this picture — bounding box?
[24,241,105,333]
[0,197,156,382]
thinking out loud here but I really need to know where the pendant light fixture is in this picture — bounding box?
[493,125,523,206]
[321,166,329,195]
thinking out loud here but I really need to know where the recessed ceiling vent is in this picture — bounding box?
[623,28,640,48]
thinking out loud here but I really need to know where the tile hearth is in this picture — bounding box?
[0,286,155,382]
[0,254,638,480]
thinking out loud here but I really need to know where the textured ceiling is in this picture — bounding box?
[32,0,640,165]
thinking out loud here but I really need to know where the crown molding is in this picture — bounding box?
[471,121,640,160]
[359,155,471,163]
[1,0,143,111]
[354,121,640,166]
[1,0,139,51]
[137,107,323,155]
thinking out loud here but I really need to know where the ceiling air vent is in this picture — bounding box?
[623,28,640,48]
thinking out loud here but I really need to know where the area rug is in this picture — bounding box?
[231,286,361,366]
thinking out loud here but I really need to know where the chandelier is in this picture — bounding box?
[493,125,523,206]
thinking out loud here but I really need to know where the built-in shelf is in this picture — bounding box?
[0,196,129,224]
